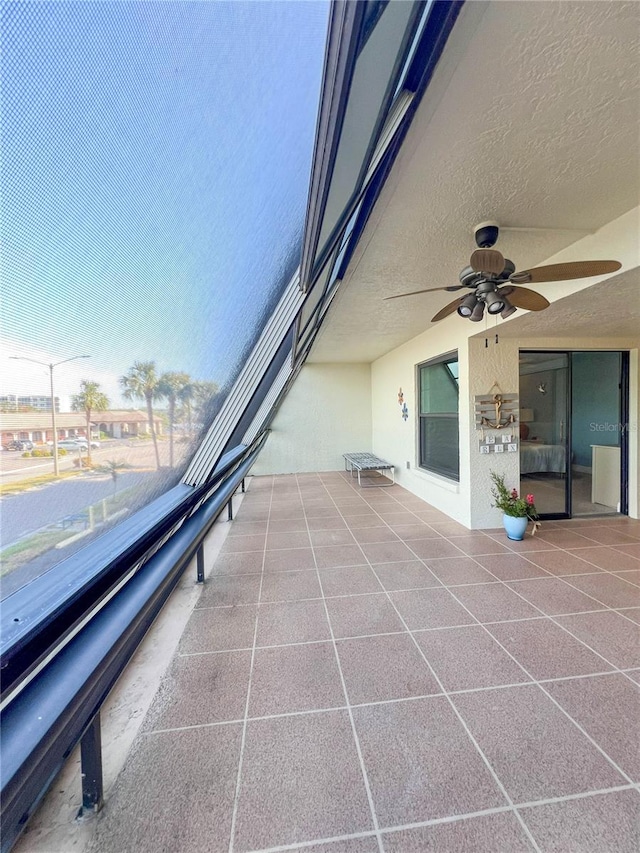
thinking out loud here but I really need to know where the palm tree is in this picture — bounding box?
[71,380,109,464]
[120,361,163,469]
[192,380,219,429]
[158,371,190,467]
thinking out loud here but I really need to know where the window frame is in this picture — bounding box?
[417,351,460,481]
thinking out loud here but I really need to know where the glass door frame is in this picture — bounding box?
[519,349,629,520]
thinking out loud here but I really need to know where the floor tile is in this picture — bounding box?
[350,526,400,544]
[267,517,309,533]
[383,811,534,852]
[390,588,476,630]
[521,548,600,576]
[614,543,640,559]
[424,556,498,586]
[260,570,322,602]
[403,538,464,560]
[535,530,600,548]
[263,547,316,572]
[233,711,373,851]
[613,569,640,585]
[473,552,549,580]
[519,789,640,853]
[315,544,368,569]
[345,514,387,529]
[266,530,311,550]
[373,561,441,591]
[143,651,251,730]
[556,611,640,669]
[319,565,383,597]
[220,532,266,553]
[269,507,305,520]
[618,607,640,624]
[309,528,356,547]
[288,838,378,853]
[256,600,331,646]
[304,505,342,518]
[353,697,506,826]
[359,540,418,564]
[325,594,405,638]
[336,633,440,703]
[415,625,530,691]
[249,642,344,716]
[566,546,640,572]
[451,583,541,623]
[447,534,510,556]
[487,618,614,679]
[580,527,640,546]
[210,550,263,576]
[545,673,640,781]
[387,522,440,539]
[506,577,606,616]
[307,515,349,531]
[197,574,262,607]
[564,573,640,608]
[501,535,559,552]
[227,520,269,537]
[90,725,242,853]
[179,606,257,653]
[452,684,625,801]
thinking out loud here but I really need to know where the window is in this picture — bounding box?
[418,353,459,480]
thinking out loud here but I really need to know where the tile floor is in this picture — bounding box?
[89,472,640,853]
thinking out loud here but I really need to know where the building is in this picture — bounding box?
[2,4,639,853]
[0,394,60,413]
[0,410,163,446]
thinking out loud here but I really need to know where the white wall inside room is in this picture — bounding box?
[253,363,372,475]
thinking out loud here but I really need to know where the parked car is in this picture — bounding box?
[3,439,34,451]
[57,438,89,451]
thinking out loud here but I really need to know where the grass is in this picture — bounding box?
[0,470,86,497]
[0,529,73,576]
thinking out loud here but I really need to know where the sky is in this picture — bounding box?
[1,0,329,410]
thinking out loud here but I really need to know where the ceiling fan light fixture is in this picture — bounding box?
[500,299,517,319]
[484,289,505,314]
[457,292,478,317]
[470,301,485,322]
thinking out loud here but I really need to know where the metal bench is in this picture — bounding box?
[343,452,395,487]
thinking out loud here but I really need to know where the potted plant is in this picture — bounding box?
[490,471,540,540]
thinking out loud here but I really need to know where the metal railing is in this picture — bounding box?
[0,434,266,852]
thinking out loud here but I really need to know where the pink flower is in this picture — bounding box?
[526,494,535,504]
[510,488,518,498]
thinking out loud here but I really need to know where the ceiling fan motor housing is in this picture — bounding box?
[474,220,500,248]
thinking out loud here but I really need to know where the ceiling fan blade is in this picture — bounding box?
[470,249,504,276]
[510,260,621,284]
[501,285,550,311]
[431,296,464,322]
[384,285,463,300]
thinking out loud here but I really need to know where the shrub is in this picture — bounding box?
[21,451,32,458]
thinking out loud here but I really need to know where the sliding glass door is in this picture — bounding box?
[519,352,570,516]
[519,351,627,518]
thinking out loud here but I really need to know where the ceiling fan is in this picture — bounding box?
[385,221,622,323]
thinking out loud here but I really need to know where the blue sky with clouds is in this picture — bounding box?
[1,0,328,408]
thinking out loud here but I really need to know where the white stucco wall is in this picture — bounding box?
[253,363,372,474]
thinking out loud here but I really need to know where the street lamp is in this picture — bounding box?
[9,354,90,475]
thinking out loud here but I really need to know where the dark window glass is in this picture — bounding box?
[418,354,459,480]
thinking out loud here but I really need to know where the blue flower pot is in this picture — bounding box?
[503,514,528,541]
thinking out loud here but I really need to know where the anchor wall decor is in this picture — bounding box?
[474,384,518,431]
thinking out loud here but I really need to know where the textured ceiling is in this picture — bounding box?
[490,270,640,341]
[309,0,640,363]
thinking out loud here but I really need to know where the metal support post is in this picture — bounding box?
[227,497,233,521]
[78,712,103,817]
[241,478,245,493]
[196,544,205,584]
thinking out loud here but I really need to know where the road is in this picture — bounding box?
[0,470,150,546]
[0,438,193,546]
